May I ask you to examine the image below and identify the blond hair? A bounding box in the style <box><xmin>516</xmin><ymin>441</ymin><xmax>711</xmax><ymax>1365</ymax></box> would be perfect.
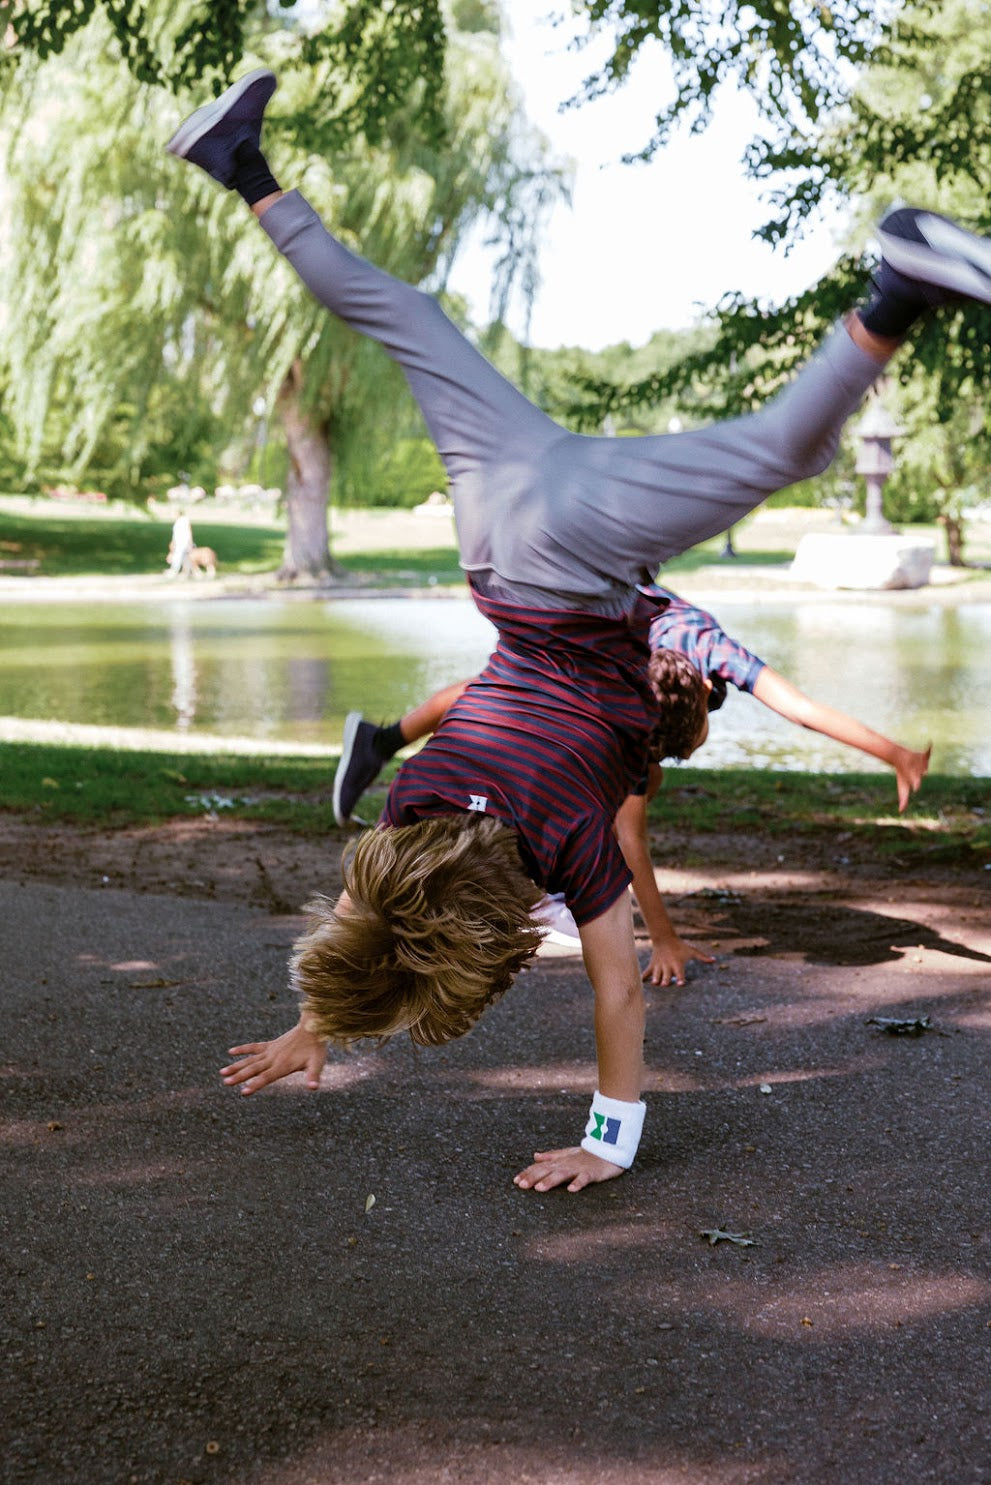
<box><xmin>292</xmin><ymin>814</ymin><xmax>544</xmax><ymax>1048</ymax></box>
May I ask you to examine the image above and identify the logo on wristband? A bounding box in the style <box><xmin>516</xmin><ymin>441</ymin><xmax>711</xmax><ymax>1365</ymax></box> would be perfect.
<box><xmin>590</xmin><ymin>1112</ymin><xmax>621</xmax><ymax>1145</ymax></box>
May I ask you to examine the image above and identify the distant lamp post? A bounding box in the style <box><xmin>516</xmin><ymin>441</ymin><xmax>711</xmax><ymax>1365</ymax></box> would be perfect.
<box><xmin>854</xmin><ymin>400</ymin><xmax>903</xmax><ymax>535</ymax></box>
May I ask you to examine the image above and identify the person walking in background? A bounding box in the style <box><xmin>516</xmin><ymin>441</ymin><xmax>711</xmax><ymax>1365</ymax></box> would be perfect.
<box><xmin>166</xmin><ymin>509</ymin><xmax>195</xmax><ymax>578</ymax></box>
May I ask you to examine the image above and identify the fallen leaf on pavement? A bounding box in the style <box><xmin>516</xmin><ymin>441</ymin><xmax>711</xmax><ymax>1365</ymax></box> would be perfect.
<box><xmin>700</xmin><ymin>1228</ymin><xmax>758</xmax><ymax>1247</ymax></box>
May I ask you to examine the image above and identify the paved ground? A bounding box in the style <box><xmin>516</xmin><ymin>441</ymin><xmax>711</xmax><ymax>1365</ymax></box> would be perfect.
<box><xmin>3</xmin><ymin>826</ymin><xmax>990</xmax><ymax>1485</ymax></box>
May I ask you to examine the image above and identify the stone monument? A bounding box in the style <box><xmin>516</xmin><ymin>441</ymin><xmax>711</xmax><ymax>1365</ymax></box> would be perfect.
<box><xmin>790</xmin><ymin>397</ymin><xmax>934</xmax><ymax>590</ymax></box>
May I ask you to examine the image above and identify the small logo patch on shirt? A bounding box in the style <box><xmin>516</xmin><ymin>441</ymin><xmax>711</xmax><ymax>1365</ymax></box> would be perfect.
<box><xmin>467</xmin><ymin>794</ymin><xmax>488</xmax><ymax>812</ymax></box>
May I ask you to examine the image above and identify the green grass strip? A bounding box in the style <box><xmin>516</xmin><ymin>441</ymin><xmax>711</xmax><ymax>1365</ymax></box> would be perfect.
<box><xmin>0</xmin><ymin>740</ymin><xmax>337</xmax><ymax>829</ymax></box>
<box><xmin>2</xmin><ymin>741</ymin><xmax>987</xmax><ymax>867</ymax></box>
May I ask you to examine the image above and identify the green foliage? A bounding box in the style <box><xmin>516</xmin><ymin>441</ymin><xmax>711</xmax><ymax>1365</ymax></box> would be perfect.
<box><xmin>568</xmin><ymin>1</ymin><xmax>895</xmax><ymax>157</ymax></box>
<box><xmin>336</xmin><ymin>435</ymin><xmax>447</xmax><ymax>508</ymax></box>
<box><xmin>0</xmin><ymin>0</ymin><xmax>908</xmax><ymax>173</ymax></box>
<box><xmin>449</xmin><ymin>0</ymin><xmax>499</xmax><ymax>33</ymax></box>
<box><xmin>0</xmin><ymin>5</ymin><xmax>559</xmax><ymax>571</ymax></box>
<box><xmin>751</xmin><ymin>0</ymin><xmax>991</xmax><ymax>241</ymax></box>
<box><xmin>294</xmin><ymin>0</ymin><xmax>447</xmax><ymax>153</ymax></box>
<box><xmin>0</xmin><ymin>391</ymin><xmax>22</xmax><ymax>490</ymax></box>
<box><xmin>482</xmin><ymin>320</ymin><xmax>716</xmax><ymax>434</ymax></box>
<box><xmin>877</xmin><ymin>387</ymin><xmax>991</xmax><ymax>528</ymax></box>
<box><xmin>567</xmin><ymin>1</ymin><xmax>991</xmax><ymax>556</ymax></box>
<box><xmin>1</xmin><ymin>0</ymin><xmax>447</xmax><ymax>145</ymax></box>
<box><xmin>26</xmin><ymin>379</ymin><xmax>228</xmax><ymax>504</ymax></box>
<box><xmin>565</xmin><ymin>254</ymin><xmax>869</xmax><ymax>428</ymax></box>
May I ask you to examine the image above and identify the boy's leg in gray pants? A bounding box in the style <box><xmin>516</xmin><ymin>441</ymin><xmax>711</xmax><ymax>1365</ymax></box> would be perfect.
<box><xmin>261</xmin><ymin>191</ymin><xmax>883</xmax><ymax>601</ymax></box>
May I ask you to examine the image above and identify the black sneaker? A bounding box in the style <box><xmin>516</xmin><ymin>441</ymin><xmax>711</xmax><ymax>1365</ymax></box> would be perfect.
<box><xmin>333</xmin><ymin>713</ymin><xmax>386</xmax><ymax>826</ymax></box>
<box><xmin>877</xmin><ymin>207</ymin><xmax>991</xmax><ymax>308</ymax></box>
<box><xmin>166</xmin><ymin>68</ymin><xmax>277</xmax><ymax>187</ymax></box>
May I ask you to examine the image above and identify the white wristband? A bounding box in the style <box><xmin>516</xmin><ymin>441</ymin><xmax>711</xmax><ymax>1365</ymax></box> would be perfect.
<box><xmin>580</xmin><ymin>1090</ymin><xmax>646</xmax><ymax>1169</ymax></box>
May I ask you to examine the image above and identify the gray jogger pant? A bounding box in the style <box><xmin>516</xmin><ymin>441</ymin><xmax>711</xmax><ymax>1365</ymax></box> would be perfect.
<box><xmin>262</xmin><ymin>191</ymin><xmax>883</xmax><ymax>608</ymax></box>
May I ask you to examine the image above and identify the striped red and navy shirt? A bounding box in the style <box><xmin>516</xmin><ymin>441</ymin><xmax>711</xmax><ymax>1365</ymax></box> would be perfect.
<box><xmin>382</xmin><ymin>579</ymin><xmax>662</xmax><ymax>925</ymax></box>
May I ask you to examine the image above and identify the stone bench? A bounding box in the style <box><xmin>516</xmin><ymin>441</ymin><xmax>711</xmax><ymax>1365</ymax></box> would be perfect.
<box><xmin>790</xmin><ymin>533</ymin><xmax>935</xmax><ymax>590</ymax></box>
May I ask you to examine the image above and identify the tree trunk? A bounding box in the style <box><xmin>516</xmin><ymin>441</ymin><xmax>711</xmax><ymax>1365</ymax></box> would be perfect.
<box><xmin>276</xmin><ymin>367</ymin><xmax>343</xmax><ymax>582</ymax></box>
<box><xmin>938</xmin><ymin>513</ymin><xmax>967</xmax><ymax>567</ymax></box>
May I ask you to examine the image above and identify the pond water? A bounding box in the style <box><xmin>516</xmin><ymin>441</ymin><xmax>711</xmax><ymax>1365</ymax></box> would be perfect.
<box><xmin>1</xmin><ymin>594</ymin><xmax>989</xmax><ymax>776</ymax></box>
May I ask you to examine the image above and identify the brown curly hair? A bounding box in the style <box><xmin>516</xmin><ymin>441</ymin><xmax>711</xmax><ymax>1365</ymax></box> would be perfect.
<box><xmin>291</xmin><ymin>814</ymin><xmax>544</xmax><ymax>1048</ymax></box>
<box><xmin>646</xmin><ymin>647</ymin><xmax>710</xmax><ymax>760</ymax></box>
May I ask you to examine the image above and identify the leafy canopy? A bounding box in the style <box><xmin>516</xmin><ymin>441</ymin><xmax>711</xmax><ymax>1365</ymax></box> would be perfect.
<box><xmin>0</xmin><ymin>1</ymin><xmax>449</xmax><ymax>146</ymax></box>
<box><xmin>567</xmin><ymin>0</ymin><xmax>900</xmax><ymax>159</ymax></box>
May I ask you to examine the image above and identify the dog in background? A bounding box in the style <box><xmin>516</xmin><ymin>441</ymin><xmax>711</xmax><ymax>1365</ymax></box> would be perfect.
<box><xmin>188</xmin><ymin>545</ymin><xmax>218</xmax><ymax>577</ymax></box>
<box><xmin>166</xmin><ymin>541</ymin><xmax>218</xmax><ymax>577</ymax></box>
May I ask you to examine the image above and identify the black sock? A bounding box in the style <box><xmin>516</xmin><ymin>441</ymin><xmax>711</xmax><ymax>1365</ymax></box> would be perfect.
<box><xmin>373</xmin><ymin>721</ymin><xmax>406</xmax><ymax>762</ymax></box>
<box><xmin>231</xmin><ymin>140</ymin><xmax>281</xmax><ymax>207</ymax></box>
<box><xmin>858</xmin><ymin>262</ymin><xmax>932</xmax><ymax>339</ymax></box>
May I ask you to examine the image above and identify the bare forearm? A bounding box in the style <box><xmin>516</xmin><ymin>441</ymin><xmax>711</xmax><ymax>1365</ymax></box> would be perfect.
<box><xmin>616</xmin><ymin>795</ymin><xmax>682</xmax><ymax>945</ymax></box>
<box><xmin>515</xmin><ymin>895</ymin><xmax>645</xmax><ymax>1193</ymax></box>
<box><xmin>579</xmin><ymin>894</ymin><xmax>645</xmax><ymax>1102</ymax></box>
<box><xmin>593</xmin><ymin>985</ymin><xmax>645</xmax><ymax>1101</ymax></box>
<box><xmin>752</xmin><ymin>666</ymin><xmax>930</xmax><ymax>810</ymax></box>
<box><xmin>613</xmin><ymin>790</ymin><xmax>714</xmax><ymax>985</ymax></box>
<box><xmin>754</xmin><ymin>666</ymin><xmax>906</xmax><ymax>762</ymax></box>
<box><xmin>630</xmin><ymin>857</ymin><xmax>680</xmax><ymax>945</ymax></box>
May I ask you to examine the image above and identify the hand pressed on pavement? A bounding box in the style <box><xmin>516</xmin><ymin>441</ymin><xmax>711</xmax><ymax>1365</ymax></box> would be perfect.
<box><xmin>642</xmin><ymin>934</ymin><xmax>715</xmax><ymax>988</ymax></box>
<box><xmin>514</xmin><ymin>1145</ymin><xmax>624</xmax><ymax>1194</ymax></box>
<box><xmin>220</xmin><ymin>1019</ymin><xmax>327</xmax><ymax>1095</ymax></box>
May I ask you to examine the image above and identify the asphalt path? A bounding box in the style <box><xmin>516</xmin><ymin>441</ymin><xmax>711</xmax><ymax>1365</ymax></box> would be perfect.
<box><xmin>3</xmin><ymin>878</ymin><xmax>990</xmax><ymax>1484</ymax></box>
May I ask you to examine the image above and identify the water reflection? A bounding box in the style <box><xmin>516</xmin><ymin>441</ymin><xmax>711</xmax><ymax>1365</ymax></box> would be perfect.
<box><xmin>696</xmin><ymin>598</ymin><xmax>990</xmax><ymax>777</ymax></box>
<box><xmin>0</xmin><ymin>594</ymin><xmax>987</xmax><ymax>775</ymax></box>
<box><xmin>169</xmin><ymin>612</ymin><xmax>197</xmax><ymax>730</ymax></box>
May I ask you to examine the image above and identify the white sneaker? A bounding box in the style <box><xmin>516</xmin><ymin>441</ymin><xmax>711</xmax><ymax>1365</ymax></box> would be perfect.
<box><xmin>532</xmin><ymin>892</ymin><xmax>581</xmax><ymax>947</ymax></box>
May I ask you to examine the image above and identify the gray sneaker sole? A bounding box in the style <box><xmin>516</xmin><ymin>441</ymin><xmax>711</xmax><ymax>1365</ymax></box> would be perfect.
<box><xmin>878</xmin><ymin>211</ymin><xmax>991</xmax><ymax>305</ymax></box>
<box><xmin>333</xmin><ymin>710</ymin><xmax>364</xmax><ymax>826</ymax></box>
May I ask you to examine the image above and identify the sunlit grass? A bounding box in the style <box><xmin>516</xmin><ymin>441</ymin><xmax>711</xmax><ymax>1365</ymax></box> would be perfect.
<box><xmin>4</xmin><ymin>496</ymin><xmax>990</xmax><ymax>581</ymax></box>
<box><xmin>2</xmin><ymin>742</ymin><xmax>986</xmax><ymax>869</ymax></box>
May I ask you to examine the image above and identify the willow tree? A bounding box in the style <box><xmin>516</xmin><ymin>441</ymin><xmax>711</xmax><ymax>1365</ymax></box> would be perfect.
<box><xmin>0</xmin><ymin>1</ymin><xmax>559</xmax><ymax>578</ymax></box>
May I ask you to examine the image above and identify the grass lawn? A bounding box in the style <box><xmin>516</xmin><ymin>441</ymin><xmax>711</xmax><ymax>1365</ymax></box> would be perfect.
<box><xmin>2</xmin><ymin>741</ymin><xmax>987</xmax><ymax>870</ymax></box>
<box><xmin>7</xmin><ymin>495</ymin><xmax>986</xmax><ymax>584</ymax></box>
<box><xmin>0</xmin><ymin>504</ymin><xmax>284</xmax><ymax>577</ymax></box>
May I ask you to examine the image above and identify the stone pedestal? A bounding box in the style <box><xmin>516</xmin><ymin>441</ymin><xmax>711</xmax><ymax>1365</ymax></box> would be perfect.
<box><xmin>790</xmin><ymin>533</ymin><xmax>935</xmax><ymax>590</ymax></box>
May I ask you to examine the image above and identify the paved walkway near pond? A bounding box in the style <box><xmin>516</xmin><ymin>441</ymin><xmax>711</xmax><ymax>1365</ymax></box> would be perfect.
<box><xmin>3</xmin><ymin>854</ymin><xmax>990</xmax><ymax>1485</ymax></box>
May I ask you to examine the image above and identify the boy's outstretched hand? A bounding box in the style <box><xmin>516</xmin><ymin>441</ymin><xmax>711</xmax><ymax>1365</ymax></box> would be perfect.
<box><xmin>642</xmin><ymin>934</ymin><xmax>714</xmax><ymax>988</ymax></box>
<box><xmin>894</xmin><ymin>744</ymin><xmax>932</xmax><ymax>813</ymax></box>
<box><xmin>514</xmin><ymin>1145</ymin><xmax>624</xmax><ymax>1193</ymax></box>
<box><xmin>220</xmin><ymin>1018</ymin><xmax>327</xmax><ymax>1095</ymax></box>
